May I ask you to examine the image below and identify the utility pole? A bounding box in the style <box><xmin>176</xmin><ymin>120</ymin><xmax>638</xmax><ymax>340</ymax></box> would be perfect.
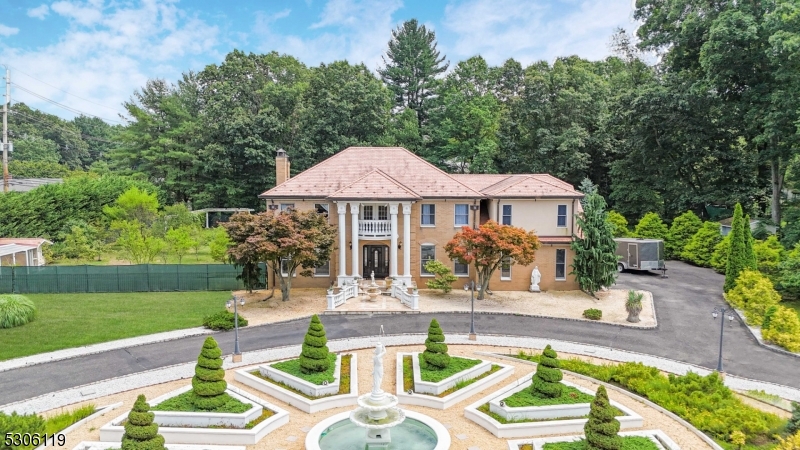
<box><xmin>2</xmin><ymin>66</ymin><xmax>8</xmax><ymax>193</ymax></box>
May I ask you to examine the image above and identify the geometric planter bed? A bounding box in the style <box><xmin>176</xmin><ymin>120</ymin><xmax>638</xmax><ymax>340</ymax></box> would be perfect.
<box><xmin>98</xmin><ymin>386</ymin><xmax>289</xmax><ymax>445</ymax></box>
<box><xmin>464</xmin><ymin>373</ymin><xmax>643</xmax><ymax>438</ymax></box>
<box><xmin>505</xmin><ymin>429</ymin><xmax>682</xmax><ymax>450</ymax></box>
<box><xmin>395</xmin><ymin>352</ymin><xmax>515</xmax><ymax>410</ymax></box>
<box><xmin>234</xmin><ymin>353</ymin><xmax>358</xmax><ymax>413</ymax></box>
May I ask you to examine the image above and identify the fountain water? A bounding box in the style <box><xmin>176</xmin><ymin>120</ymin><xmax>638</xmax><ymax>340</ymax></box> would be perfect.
<box><xmin>365</xmin><ymin>270</ymin><xmax>381</xmax><ymax>302</ymax></box>
<box><xmin>348</xmin><ymin>341</ymin><xmax>405</xmax><ymax>448</ymax></box>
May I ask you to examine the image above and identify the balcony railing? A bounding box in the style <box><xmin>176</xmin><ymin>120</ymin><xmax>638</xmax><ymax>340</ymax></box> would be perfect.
<box><xmin>359</xmin><ymin>219</ymin><xmax>392</xmax><ymax>237</ymax></box>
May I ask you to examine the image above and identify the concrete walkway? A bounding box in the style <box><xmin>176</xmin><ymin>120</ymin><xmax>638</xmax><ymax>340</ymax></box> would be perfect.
<box><xmin>1</xmin><ymin>261</ymin><xmax>798</xmax><ymax>407</ymax></box>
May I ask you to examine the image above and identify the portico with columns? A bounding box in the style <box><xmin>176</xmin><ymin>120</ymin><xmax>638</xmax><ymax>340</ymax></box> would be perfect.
<box><xmin>335</xmin><ymin>200</ymin><xmax>414</xmax><ymax>287</ymax></box>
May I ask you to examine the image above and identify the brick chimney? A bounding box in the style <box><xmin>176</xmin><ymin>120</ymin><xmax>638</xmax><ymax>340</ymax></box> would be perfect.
<box><xmin>275</xmin><ymin>149</ymin><xmax>290</xmax><ymax>186</ymax></box>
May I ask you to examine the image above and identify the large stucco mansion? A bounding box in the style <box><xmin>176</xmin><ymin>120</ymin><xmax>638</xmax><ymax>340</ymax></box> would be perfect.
<box><xmin>258</xmin><ymin>147</ymin><xmax>583</xmax><ymax>292</ymax></box>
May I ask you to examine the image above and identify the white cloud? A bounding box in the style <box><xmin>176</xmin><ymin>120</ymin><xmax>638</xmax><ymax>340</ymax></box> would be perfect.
<box><xmin>27</xmin><ymin>4</ymin><xmax>51</xmax><ymax>20</ymax></box>
<box><xmin>253</xmin><ymin>0</ymin><xmax>402</xmax><ymax>70</ymax></box>
<box><xmin>0</xmin><ymin>0</ymin><xmax>220</xmax><ymax>122</ymax></box>
<box><xmin>442</xmin><ymin>0</ymin><xmax>635</xmax><ymax>66</ymax></box>
<box><xmin>0</xmin><ymin>24</ymin><xmax>20</xmax><ymax>36</ymax></box>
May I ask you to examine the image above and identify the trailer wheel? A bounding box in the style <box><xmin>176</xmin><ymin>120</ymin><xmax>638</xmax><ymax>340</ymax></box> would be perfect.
<box><xmin>617</xmin><ymin>263</ymin><xmax>625</xmax><ymax>273</ymax></box>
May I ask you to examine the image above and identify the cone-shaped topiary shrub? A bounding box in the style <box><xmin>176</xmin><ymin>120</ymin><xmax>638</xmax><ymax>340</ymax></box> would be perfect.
<box><xmin>122</xmin><ymin>395</ymin><xmax>166</xmax><ymax>450</ymax></box>
<box><xmin>421</xmin><ymin>319</ymin><xmax>450</xmax><ymax>369</ymax></box>
<box><xmin>531</xmin><ymin>344</ymin><xmax>563</xmax><ymax>398</ymax></box>
<box><xmin>743</xmin><ymin>214</ymin><xmax>758</xmax><ymax>271</ymax></box>
<box><xmin>584</xmin><ymin>385</ymin><xmax>622</xmax><ymax>450</ymax></box>
<box><xmin>300</xmin><ymin>315</ymin><xmax>331</xmax><ymax>373</ymax></box>
<box><xmin>191</xmin><ymin>337</ymin><xmax>227</xmax><ymax>410</ymax></box>
<box><xmin>725</xmin><ymin>204</ymin><xmax>747</xmax><ymax>292</ymax></box>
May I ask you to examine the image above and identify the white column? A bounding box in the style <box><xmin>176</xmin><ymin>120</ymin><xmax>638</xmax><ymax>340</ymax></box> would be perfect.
<box><xmin>389</xmin><ymin>203</ymin><xmax>399</xmax><ymax>278</ymax></box>
<box><xmin>337</xmin><ymin>203</ymin><xmax>347</xmax><ymax>281</ymax></box>
<box><xmin>402</xmin><ymin>202</ymin><xmax>411</xmax><ymax>279</ymax></box>
<box><xmin>350</xmin><ymin>202</ymin><xmax>360</xmax><ymax>277</ymax></box>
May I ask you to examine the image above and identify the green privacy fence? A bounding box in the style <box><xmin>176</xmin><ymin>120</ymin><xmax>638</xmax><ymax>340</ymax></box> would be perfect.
<box><xmin>0</xmin><ymin>264</ymin><xmax>267</xmax><ymax>294</ymax></box>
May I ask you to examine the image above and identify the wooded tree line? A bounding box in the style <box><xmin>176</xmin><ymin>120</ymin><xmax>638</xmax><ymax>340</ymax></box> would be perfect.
<box><xmin>6</xmin><ymin>3</ymin><xmax>800</xmax><ymax>239</ymax></box>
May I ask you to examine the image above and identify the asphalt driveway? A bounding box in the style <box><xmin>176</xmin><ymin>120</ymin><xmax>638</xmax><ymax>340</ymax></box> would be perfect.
<box><xmin>1</xmin><ymin>261</ymin><xmax>798</xmax><ymax>406</ymax></box>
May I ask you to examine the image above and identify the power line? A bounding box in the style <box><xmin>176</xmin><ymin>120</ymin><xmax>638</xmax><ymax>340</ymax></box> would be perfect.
<box><xmin>10</xmin><ymin>110</ymin><xmax>117</xmax><ymax>144</ymax></box>
<box><xmin>12</xmin><ymin>83</ymin><xmax>125</xmax><ymax>124</ymax></box>
<box><xmin>1</xmin><ymin>63</ymin><xmax>126</xmax><ymax>115</ymax></box>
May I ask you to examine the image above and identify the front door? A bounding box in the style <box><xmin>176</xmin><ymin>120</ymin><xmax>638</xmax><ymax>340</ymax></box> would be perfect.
<box><xmin>363</xmin><ymin>245</ymin><xmax>389</xmax><ymax>279</ymax></box>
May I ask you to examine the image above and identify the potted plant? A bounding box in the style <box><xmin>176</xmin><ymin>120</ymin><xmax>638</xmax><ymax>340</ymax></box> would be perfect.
<box><xmin>327</xmin><ymin>282</ymin><xmax>334</xmax><ymax>295</ymax></box>
<box><xmin>626</xmin><ymin>290</ymin><xmax>643</xmax><ymax>323</ymax></box>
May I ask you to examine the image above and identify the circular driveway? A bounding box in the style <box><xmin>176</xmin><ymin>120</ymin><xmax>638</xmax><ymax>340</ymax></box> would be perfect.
<box><xmin>1</xmin><ymin>261</ymin><xmax>798</xmax><ymax>406</ymax></box>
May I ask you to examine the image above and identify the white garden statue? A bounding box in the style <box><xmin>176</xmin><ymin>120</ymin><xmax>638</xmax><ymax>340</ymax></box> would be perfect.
<box><xmin>529</xmin><ymin>266</ymin><xmax>541</xmax><ymax>292</ymax></box>
<box><xmin>372</xmin><ymin>341</ymin><xmax>386</xmax><ymax>395</ymax></box>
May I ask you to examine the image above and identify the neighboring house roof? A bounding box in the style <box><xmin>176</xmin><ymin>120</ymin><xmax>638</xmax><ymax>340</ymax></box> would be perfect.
<box><xmin>718</xmin><ymin>217</ymin><xmax>759</xmax><ymax>227</ymax></box>
<box><xmin>0</xmin><ymin>238</ymin><xmax>52</xmax><ymax>247</ymax></box>
<box><xmin>0</xmin><ymin>244</ymin><xmax>38</xmax><ymax>257</ymax></box>
<box><xmin>328</xmin><ymin>169</ymin><xmax>422</xmax><ymax>200</ymax></box>
<box><xmin>7</xmin><ymin>178</ymin><xmax>63</xmax><ymax>192</ymax></box>
<box><xmin>260</xmin><ymin>147</ymin><xmax>583</xmax><ymax>200</ymax></box>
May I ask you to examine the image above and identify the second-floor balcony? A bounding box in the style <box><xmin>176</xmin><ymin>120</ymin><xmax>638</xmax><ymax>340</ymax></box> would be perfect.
<box><xmin>359</xmin><ymin>219</ymin><xmax>392</xmax><ymax>238</ymax></box>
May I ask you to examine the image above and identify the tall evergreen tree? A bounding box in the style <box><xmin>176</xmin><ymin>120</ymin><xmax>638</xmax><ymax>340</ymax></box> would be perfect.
<box><xmin>725</xmin><ymin>204</ymin><xmax>747</xmax><ymax>292</ymax></box>
<box><xmin>743</xmin><ymin>214</ymin><xmax>757</xmax><ymax>271</ymax></box>
<box><xmin>379</xmin><ymin>19</ymin><xmax>448</xmax><ymax>129</ymax></box>
<box><xmin>571</xmin><ymin>180</ymin><xmax>618</xmax><ymax>297</ymax></box>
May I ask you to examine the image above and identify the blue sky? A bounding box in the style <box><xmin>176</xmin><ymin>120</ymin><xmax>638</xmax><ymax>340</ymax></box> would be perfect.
<box><xmin>0</xmin><ymin>0</ymin><xmax>637</xmax><ymax>122</ymax></box>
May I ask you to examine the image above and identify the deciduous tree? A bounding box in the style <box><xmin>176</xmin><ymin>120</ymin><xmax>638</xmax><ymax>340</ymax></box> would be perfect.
<box><xmin>445</xmin><ymin>221</ymin><xmax>540</xmax><ymax>300</ymax></box>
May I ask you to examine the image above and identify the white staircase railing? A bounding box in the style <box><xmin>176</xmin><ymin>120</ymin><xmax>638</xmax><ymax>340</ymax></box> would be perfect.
<box><xmin>326</xmin><ymin>282</ymin><xmax>359</xmax><ymax>310</ymax></box>
<box><xmin>390</xmin><ymin>282</ymin><xmax>419</xmax><ymax>310</ymax></box>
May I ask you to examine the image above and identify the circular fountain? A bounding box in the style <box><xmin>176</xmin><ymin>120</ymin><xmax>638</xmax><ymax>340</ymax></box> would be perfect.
<box><xmin>365</xmin><ymin>271</ymin><xmax>381</xmax><ymax>302</ymax></box>
<box><xmin>305</xmin><ymin>341</ymin><xmax>450</xmax><ymax>450</ymax></box>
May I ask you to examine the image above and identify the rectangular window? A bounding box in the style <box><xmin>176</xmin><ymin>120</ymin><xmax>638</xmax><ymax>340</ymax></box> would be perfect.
<box><xmin>280</xmin><ymin>203</ymin><xmax>295</xmax><ymax>212</ymax></box>
<box><xmin>315</xmin><ymin>203</ymin><xmax>329</xmax><ymax>217</ymax></box>
<box><xmin>314</xmin><ymin>259</ymin><xmax>330</xmax><ymax>276</ymax></box>
<box><xmin>454</xmin><ymin>259</ymin><xmax>469</xmax><ymax>276</ymax></box>
<box><xmin>280</xmin><ymin>257</ymin><xmax>296</xmax><ymax>277</ymax></box>
<box><xmin>502</xmin><ymin>205</ymin><xmax>512</xmax><ymax>225</ymax></box>
<box><xmin>454</xmin><ymin>204</ymin><xmax>469</xmax><ymax>226</ymax></box>
<box><xmin>420</xmin><ymin>245</ymin><xmax>436</xmax><ymax>275</ymax></box>
<box><xmin>362</xmin><ymin>205</ymin><xmax>374</xmax><ymax>220</ymax></box>
<box><xmin>501</xmin><ymin>256</ymin><xmax>512</xmax><ymax>280</ymax></box>
<box><xmin>556</xmin><ymin>249</ymin><xmax>566</xmax><ymax>280</ymax></box>
<box><xmin>378</xmin><ymin>205</ymin><xmax>388</xmax><ymax>221</ymax></box>
<box><xmin>557</xmin><ymin>205</ymin><xmax>567</xmax><ymax>227</ymax></box>
<box><xmin>421</xmin><ymin>204</ymin><xmax>436</xmax><ymax>226</ymax></box>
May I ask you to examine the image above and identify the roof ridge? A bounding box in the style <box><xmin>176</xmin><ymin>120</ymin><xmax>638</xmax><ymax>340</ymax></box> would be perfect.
<box><xmin>394</xmin><ymin>148</ymin><xmax>485</xmax><ymax>197</ymax></box>
<box><xmin>482</xmin><ymin>174</ymin><xmax>527</xmax><ymax>194</ymax></box>
<box><xmin>531</xmin><ymin>174</ymin><xmax>577</xmax><ymax>192</ymax></box>
<box><xmin>328</xmin><ymin>167</ymin><xmax>421</xmax><ymax>198</ymax></box>
<box><xmin>371</xmin><ymin>168</ymin><xmax>420</xmax><ymax>197</ymax></box>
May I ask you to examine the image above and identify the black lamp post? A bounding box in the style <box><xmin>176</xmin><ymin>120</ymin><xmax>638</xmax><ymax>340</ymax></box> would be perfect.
<box><xmin>469</xmin><ymin>279</ymin><xmax>477</xmax><ymax>340</ymax></box>
<box><xmin>712</xmin><ymin>306</ymin><xmax>735</xmax><ymax>373</ymax></box>
<box><xmin>227</xmin><ymin>295</ymin><xmax>246</xmax><ymax>362</ymax></box>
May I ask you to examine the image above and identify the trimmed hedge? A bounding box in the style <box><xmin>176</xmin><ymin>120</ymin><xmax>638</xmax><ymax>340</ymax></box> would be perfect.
<box><xmin>300</xmin><ymin>315</ymin><xmax>331</xmax><ymax>373</ymax></box>
<box><xmin>583</xmin><ymin>308</ymin><xmax>602</xmax><ymax>320</ymax></box>
<box><xmin>632</xmin><ymin>212</ymin><xmax>668</xmax><ymax>240</ymax></box>
<box><xmin>202</xmin><ymin>310</ymin><xmax>248</xmax><ymax>331</ymax></box>
<box><xmin>584</xmin><ymin>385</ymin><xmax>622</xmax><ymax>450</ymax></box>
<box><xmin>711</xmin><ymin>235</ymin><xmax>731</xmax><ymax>273</ymax></box>
<box><xmin>666</xmin><ymin>210</ymin><xmax>701</xmax><ymax>259</ymax></box>
<box><xmin>606</xmin><ymin>211</ymin><xmax>629</xmax><ymax>238</ymax></box>
<box><xmin>726</xmin><ymin>269</ymin><xmax>780</xmax><ymax>326</ymax></box>
<box><xmin>122</xmin><ymin>395</ymin><xmax>166</xmax><ymax>450</ymax></box>
<box><xmin>0</xmin><ymin>295</ymin><xmax>36</xmax><ymax>329</ymax></box>
<box><xmin>191</xmin><ymin>337</ymin><xmax>227</xmax><ymax>410</ymax></box>
<box><xmin>681</xmin><ymin>221</ymin><xmax>722</xmax><ymax>267</ymax></box>
<box><xmin>531</xmin><ymin>344</ymin><xmax>563</xmax><ymax>398</ymax></box>
<box><xmin>761</xmin><ymin>305</ymin><xmax>800</xmax><ymax>352</ymax></box>
<box><xmin>422</xmin><ymin>318</ymin><xmax>450</xmax><ymax>369</ymax></box>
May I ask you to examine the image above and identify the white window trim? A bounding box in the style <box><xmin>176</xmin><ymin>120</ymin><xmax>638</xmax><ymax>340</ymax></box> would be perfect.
<box><xmin>502</xmin><ymin>204</ymin><xmax>512</xmax><ymax>226</ymax></box>
<box><xmin>280</xmin><ymin>203</ymin><xmax>295</xmax><ymax>212</ymax></box>
<box><xmin>454</xmin><ymin>204</ymin><xmax>470</xmax><ymax>227</ymax></box>
<box><xmin>420</xmin><ymin>243</ymin><xmax>436</xmax><ymax>277</ymax></box>
<box><xmin>421</xmin><ymin>204</ymin><xmax>436</xmax><ymax>227</ymax></box>
<box><xmin>555</xmin><ymin>248</ymin><xmax>567</xmax><ymax>281</ymax></box>
<box><xmin>453</xmin><ymin>260</ymin><xmax>469</xmax><ymax>277</ymax></box>
<box><xmin>557</xmin><ymin>204</ymin><xmax>568</xmax><ymax>228</ymax></box>
<box><xmin>500</xmin><ymin>256</ymin><xmax>512</xmax><ymax>281</ymax></box>
<box><xmin>280</xmin><ymin>257</ymin><xmax>297</xmax><ymax>277</ymax></box>
<box><xmin>314</xmin><ymin>203</ymin><xmax>330</xmax><ymax>218</ymax></box>
<box><xmin>313</xmin><ymin>260</ymin><xmax>330</xmax><ymax>277</ymax></box>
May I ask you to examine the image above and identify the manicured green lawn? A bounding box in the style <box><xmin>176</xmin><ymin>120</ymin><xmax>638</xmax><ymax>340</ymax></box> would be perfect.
<box><xmin>0</xmin><ymin>291</ymin><xmax>230</xmax><ymax>361</ymax></box>
<box><xmin>502</xmin><ymin>384</ymin><xmax>594</xmax><ymax>407</ymax></box>
<box><xmin>152</xmin><ymin>391</ymin><xmax>251</xmax><ymax>413</ymax></box>
<box><xmin>418</xmin><ymin>355</ymin><xmax>482</xmax><ymax>382</ymax></box>
<box><xmin>271</xmin><ymin>354</ymin><xmax>338</xmax><ymax>384</ymax></box>
<box><xmin>541</xmin><ymin>436</ymin><xmax>659</xmax><ymax>449</ymax></box>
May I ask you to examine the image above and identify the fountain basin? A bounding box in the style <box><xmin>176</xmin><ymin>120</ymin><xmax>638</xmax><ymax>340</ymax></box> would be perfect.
<box><xmin>305</xmin><ymin>410</ymin><xmax>451</xmax><ymax>450</ymax></box>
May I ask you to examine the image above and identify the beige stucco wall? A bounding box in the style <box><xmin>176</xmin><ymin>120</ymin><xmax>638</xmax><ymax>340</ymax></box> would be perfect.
<box><xmin>487</xmin><ymin>198</ymin><xmax>577</xmax><ymax>237</ymax></box>
<box><xmin>261</xmin><ymin>198</ymin><xmax>578</xmax><ymax>291</ymax></box>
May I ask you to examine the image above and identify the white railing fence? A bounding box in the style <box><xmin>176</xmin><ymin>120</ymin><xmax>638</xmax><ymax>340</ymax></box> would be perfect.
<box><xmin>390</xmin><ymin>282</ymin><xmax>419</xmax><ymax>310</ymax></box>
<box><xmin>359</xmin><ymin>220</ymin><xmax>392</xmax><ymax>237</ymax></box>
<box><xmin>326</xmin><ymin>282</ymin><xmax>359</xmax><ymax>310</ymax></box>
